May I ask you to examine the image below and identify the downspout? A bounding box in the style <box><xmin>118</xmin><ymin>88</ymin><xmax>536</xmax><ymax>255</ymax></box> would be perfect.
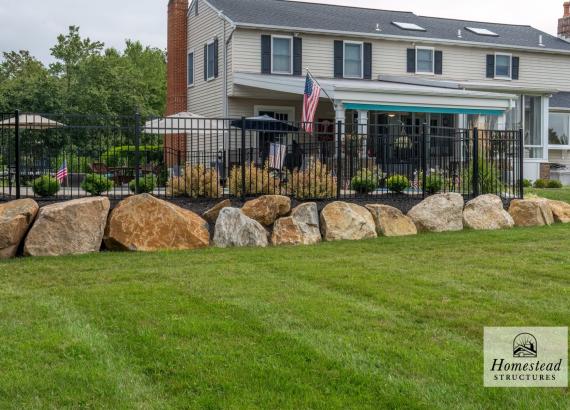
<box><xmin>218</xmin><ymin>10</ymin><xmax>236</xmax><ymax>117</ymax></box>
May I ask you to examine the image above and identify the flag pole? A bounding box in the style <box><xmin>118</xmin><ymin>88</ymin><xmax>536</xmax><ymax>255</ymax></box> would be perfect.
<box><xmin>306</xmin><ymin>68</ymin><xmax>336</xmax><ymax>107</ymax></box>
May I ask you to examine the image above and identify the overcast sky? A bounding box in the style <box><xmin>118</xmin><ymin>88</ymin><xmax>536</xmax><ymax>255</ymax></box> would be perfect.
<box><xmin>0</xmin><ymin>0</ymin><xmax>566</xmax><ymax>64</ymax></box>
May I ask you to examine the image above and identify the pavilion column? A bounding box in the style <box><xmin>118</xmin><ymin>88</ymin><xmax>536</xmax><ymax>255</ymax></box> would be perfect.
<box><xmin>357</xmin><ymin>110</ymin><xmax>368</xmax><ymax>161</ymax></box>
<box><xmin>334</xmin><ymin>103</ymin><xmax>345</xmax><ymax>159</ymax></box>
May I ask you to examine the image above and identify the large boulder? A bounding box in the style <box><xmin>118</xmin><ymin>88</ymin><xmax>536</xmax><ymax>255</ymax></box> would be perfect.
<box><xmin>407</xmin><ymin>193</ymin><xmax>464</xmax><ymax>233</ymax></box>
<box><xmin>508</xmin><ymin>199</ymin><xmax>554</xmax><ymax>227</ymax></box>
<box><xmin>365</xmin><ymin>204</ymin><xmax>417</xmax><ymax>237</ymax></box>
<box><xmin>241</xmin><ymin>195</ymin><xmax>291</xmax><ymax>226</ymax></box>
<box><xmin>272</xmin><ymin>202</ymin><xmax>321</xmax><ymax>246</ymax></box>
<box><xmin>0</xmin><ymin>199</ymin><xmax>39</xmax><ymax>258</ymax></box>
<box><xmin>213</xmin><ymin>207</ymin><xmax>268</xmax><ymax>248</ymax></box>
<box><xmin>463</xmin><ymin>194</ymin><xmax>514</xmax><ymax>230</ymax></box>
<box><xmin>24</xmin><ymin>197</ymin><xmax>110</xmax><ymax>257</ymax></box>
<box><xmin>545</xmin><ymin>199</ymin><xmax>570</xmax><ymax>224</ymax></box>
<box><xmin>104</xmin><ymin>194</ymin><xmax>209</xmax><ymax>252</ymax></box>
<box><xmin>320</xmin><ymin>202</ymin><xmax>377</xmax><ymax>241</ymax></box>
<box><xmin>202</xmin><ymin>199</ymin><xmax>231</xmax><ymax>224</ymax></box>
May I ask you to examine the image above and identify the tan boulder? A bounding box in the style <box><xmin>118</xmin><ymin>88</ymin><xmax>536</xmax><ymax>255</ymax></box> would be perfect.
<box><xmin>509</xmin><ymin>199</ymin><xmax>554</xmax><ymax>227</ymax></box>
<box><xmin>365</xmin><ymin>204</ymin><xmax>417</xmax><ymax>237</ymax></box>
<box><xmin>24</xmin><ymin>197</ymin><xmax>110</xmax><ymax>257</ymax></box>
<box><xmin>104</xmin><ymin>194</ymin><xmax>209</xmax><ymax>252</ymax></box>
<box><xmin>463</xmin><ymin>194</ymin><xmax>514</xmax><ymax>230</ymax></box>
<box><xmin>242</xmin><ymin>195</ymin><xmax>291</xmax><ymax>226</ymax></box>
<box><xmin>545</xmin><ymin>200</ymin><xmax>570</xmax><ymax>224</ymax></box>
<box><xmin>407</xmin><ymin>193</ymin><xmax>464</xmax><ymax>233</ymax></box>
<box><xmin>272</xmin><ymin>202</ymin><xmax>321</xmax><ymax>245</ymax></box>
<box><xmin>320</xmin><ymin>201</ymin><xmax>377</xmax><ymax>241</ymax></box>
<box><xmin>0</xmin><ymin>199</ymin><xmax>39</xmax><ymax>258</ymax></box>
<box><xmin>202</xmin><ymin>199</ymin><xmax>231</xmax><ymax>224</ymax></box>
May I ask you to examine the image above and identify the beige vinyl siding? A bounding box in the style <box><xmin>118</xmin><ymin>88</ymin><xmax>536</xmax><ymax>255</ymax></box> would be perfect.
<box><xmin>229</xmin><ymin>97</ymin><xmax>334</xmax><ymax>121</ymax></box>
<box><xmin>232</xmin><ymin>29</ymin><xmax>570</xmax><ymax>92</ymax></box>
<box><xmin>187</xmin><ymin>0</ymin><xmax>227</xmax><ymax>117</ymax></box>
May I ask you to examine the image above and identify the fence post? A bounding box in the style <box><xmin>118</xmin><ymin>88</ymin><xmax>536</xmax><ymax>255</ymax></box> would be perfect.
<box><xmin>134</xmin><ymin>111</ymin><xmax>141</xmax><ymax>194</ymax></box>
<box><xmin>518</xmin><ymin>128</ymin><xmax>524</xmax><ymax>198</ymax></box>
<box><xmin>421</xmin><ymin>123</ymin><xmax>428</xmax><ymax>199</ymax></box>
<box><xmin>14</xmin><ymin>110</ymin><xmax>21</xmax><ymax>199</ymax></box>
<box><xmin>472</xmin><ymin>127</ymin><xmax>479</xmax><ymax>197</ymax></box>
<box><xmin>240</xmin><ymin>117</ymin><xmax>246</xmax><ymax>200</ymax></box>
<box><xmin>336</xmin><ymin>120</ymin><xmax>342</xmax><ymax>199</ymax></box>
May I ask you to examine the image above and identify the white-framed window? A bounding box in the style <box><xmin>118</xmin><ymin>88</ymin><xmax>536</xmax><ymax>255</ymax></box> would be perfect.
<box><xmin>343</xmin><ymin>41</ymin><xmax>363</xmax><ymax>79</ymax></box>
<box><xmin>271</xmin><ymin>35</ymin><xmax>293</xmax><ymax>75</ymax></box>
<box><xmin>187</xmin><ymin>50</ymin><xmax>195</xmax><ymax>87</ymax></box>
<box><xmin>416</xmin><ymin>47</ymin><xmax>434</xmax><ymax>74</ymax></box>
<box><xmin>495</xmin><ymin>53</ymin><xmax>512</xmax><ymax>79</ymax></box>
<box><xmin>549</xmin><ymin>112</ymin><xmax>570</xmax><ymax>148</ymax></box>
<box><xmin>206</xmin><ymin>39</ymin><xmax>215</xmax><ymax>81</ymax></box>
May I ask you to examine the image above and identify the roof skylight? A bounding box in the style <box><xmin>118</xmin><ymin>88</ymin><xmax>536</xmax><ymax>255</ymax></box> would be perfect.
<box><xmin>465</xmin><ymin>27</ymin><xmax>499</xmax><ymax>37</ymax></box>
<box><xmin>392</xmin><ymin>22</ymin><xmax>426</xmax><ymax>32</ymax></box>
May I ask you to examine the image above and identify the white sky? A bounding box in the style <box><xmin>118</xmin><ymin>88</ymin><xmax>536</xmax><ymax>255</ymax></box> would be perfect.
<box><xmin>0</xmin><ymin>0</ymin><xmax>566</xmax><ymax>64</ymax></box>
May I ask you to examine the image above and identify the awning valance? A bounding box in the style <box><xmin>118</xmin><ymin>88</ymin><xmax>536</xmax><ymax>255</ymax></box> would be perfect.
<box><xmin>343</xmin><ymin>103</ymin><xmax>504</xmax><ymax>116</ymax></box>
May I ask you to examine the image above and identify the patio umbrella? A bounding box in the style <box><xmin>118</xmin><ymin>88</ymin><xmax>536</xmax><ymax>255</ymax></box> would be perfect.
<box><xmin>0</xmin><ymin>113</ymin><xmax>65</xmax><ymax>129</ymax></box>
<box><xmin>143</xmin><ymin>112</ymin><xmax>229</xmax><ymax>134</ymax></box>
<box><xmin>230</xmin><ymin>115</ymin><xmax>299</xmax><ymax>132</ymax></box>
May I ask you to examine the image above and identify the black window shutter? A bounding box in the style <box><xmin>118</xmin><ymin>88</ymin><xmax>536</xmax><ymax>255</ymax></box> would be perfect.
<box><xmin>512</xmin><ymin>56</ymin><xmax>520</xmax><ymax>80</ymax></box>
<box><xmin>293</xmin><ymin>37</ymin><xmax>302</xmax><ymax>76</ymax></box>
<box><xmin>334</xmin><ymin>40</ymin><xmax>344</xmax><ymax>78</ymax></box>
<box><xmin>407</xmin><ymin>49</ymin><xmax>416</xmax><ymax>73</ymax></box>
<box><xmin>486</xmin><ymin>55</ymin><xmax>495</xmax><ymax>78</ymax></box>
<box><xmin>204</xmin><ymin>44</ymin><xmax>207</xmax><ymax>81</ymax></box>
<box><xmin>261</xmin><ymin>35</ymin><xmax>271</xmax><ymax>74</ymax></box>
<box><xmin>213</xmin><ymin>38</ymin><xmax>219</xmax><ymax>78</ymax></box>
<box><xmin>434</xmin><ymin>50</ymin><xmax>443</xmax><ymax>75</ymax></box>
<box><xmin>363</xmin><ymin>43</ymin><xmax>372</xmax><ymax>79</ymax></box>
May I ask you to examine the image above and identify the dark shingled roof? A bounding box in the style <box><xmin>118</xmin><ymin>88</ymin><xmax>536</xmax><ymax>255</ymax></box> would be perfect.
<box><xmin>551</xmin><ymin>92</ymin><xmax>570</xmax><ymax>108</ymax></box>
<box><xmin>207</xmin><ymin>0</ymin><xmax>570</xmax><ymax>52</ymax></box>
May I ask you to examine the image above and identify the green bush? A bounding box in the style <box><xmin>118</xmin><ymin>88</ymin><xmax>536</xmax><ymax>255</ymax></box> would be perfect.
<box><xmin>464</xmin><ymin>157</ymin><xmax>504</xmax><ymax>194</ymax></box>
<box><xmin>386</xmin><ymin>175</ymin><xmax>410</xmax><ymax>193</ymax></box>
<box><xmin>424</xmin><ymin>173</ymin><xmax>445</xmax><ymax>195</ymax></box>
<box><xmin>129</xmin><ymin>174</ymin><xmax>157</xmax><ymax>194</ymax></box>
<box><xmin>522</xmin><ymin>179</ymin><xmax>533</xmax><ymax>188</ymax></box>
<box><xmin>350</xmin><ymin>169</ymin><xmax>378</xmax><ymax>194</ymax></box>
<box><xmin>31</xmin><ymin>175</ymin><xmax>60</xmax><ymax>197</ymax></box>
<box><xmin>81</xmin><ymin>174</ymin><xmax>114</xmax><ymax>195</ymax></box>
<box><xmin>533</xmin><ymin>179</ymin><xmax>548</xmax><ymax>189</ymax></box>
<box><xmin>547</xmin><ymin>179</ymin><xmax>563</xmax><ymax>189</ymax></box>
<box><xmin>102</xmin><ymin>145</ymin><xmax>162</xmax><ymax>167</ymax></box>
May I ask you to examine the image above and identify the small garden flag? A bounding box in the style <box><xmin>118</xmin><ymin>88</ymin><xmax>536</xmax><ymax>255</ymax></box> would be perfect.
<box><xmin>56</xmin><ymin>160</ymin><xmax>68</xmax><ymax>183</ymax></box>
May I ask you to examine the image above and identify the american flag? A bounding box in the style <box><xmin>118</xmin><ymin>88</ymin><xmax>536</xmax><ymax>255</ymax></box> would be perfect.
<box><xmin>56</xmin><ymin>160</ymin><xmax>68</xmax><ymax>183</ymax></box>
<box><xmin>302</xmin><ymin>74</ymin><xmax>321</xmax><ymax>134</ymax></box>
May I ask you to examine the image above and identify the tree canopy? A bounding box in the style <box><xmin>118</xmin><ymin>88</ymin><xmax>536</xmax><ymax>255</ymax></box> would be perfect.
<box><xmin>0</xmin><ymin>26</ymin><xmax>166</xmax><ymax>117</ymax></box>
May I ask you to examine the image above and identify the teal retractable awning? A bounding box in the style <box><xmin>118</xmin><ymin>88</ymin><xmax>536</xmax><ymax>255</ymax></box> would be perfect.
<box><xmin>343</xmin><ymin>103</ymin><xmax>504</xmax><ymax>116</ymax></box>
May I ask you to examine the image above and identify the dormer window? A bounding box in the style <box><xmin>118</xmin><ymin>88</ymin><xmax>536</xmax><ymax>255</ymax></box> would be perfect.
<box><xmin>271</xmin><ymin>35</ymin><xmax>293</xmax><ymax>75</ymax></box>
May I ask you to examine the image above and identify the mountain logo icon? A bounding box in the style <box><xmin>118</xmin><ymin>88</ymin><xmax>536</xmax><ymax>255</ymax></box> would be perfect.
<box><xmin>513</xmin><ymin>333</ymin><xmax>538</xmax><ymax>358</ymax></box>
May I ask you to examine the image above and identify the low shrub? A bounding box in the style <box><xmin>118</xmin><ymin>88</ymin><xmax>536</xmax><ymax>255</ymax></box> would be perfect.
<box><xmin>464</xmin><ymin>158</ymin><xmax>504</xmax><ymax>194</ymax></box>
<box><xmin>350</xmin><ymin>169</ymin><xmax>378</xmax><ymax>194</ymax></box>
<box><xmin>288</xmin><ymin>160</ymin><xmax>337</xmax><ymax>199</ymax></box>
<box><xmin>81</xmin><ymin>174</ymin><xmax>114</xmax><ymax>196</ymax></box>
<box><xmin>129</xmin><ymin>174</ymin><xmax>157</xmax><ymax>194</ymax></box>
<box><xmin>31</xmin><ymin>175</ymin><xmax>60</xmax><ymax>197</ymax></box>
<box><xmin>522</xmin><ymin>179</ymin><xmax>533</xmax><ymax>188</ymax></box>
<box><xmin>424</xmin><ymin>173</ymin><xmax>445</xmax><ymax>195</ymax></box>
<box><xmin>533</xmin><ymin>179</ymin><xmax>548</xmax><ymax>189</ymax></box>
<box><xmin>547</xmin><ymin>179</ymin><xmax>563</xmax><ymax>189</ymax></box>
<box><xmin>228</xmin><ymin>161</ymin><xmax>282</xmax><ymax>196</ymax></box>
<box><xmin>386</xmin><ymin>175</ymin><xmax>410</xmax><ymax>193</ymax></box>
<box><xmin>167</xmin><ymin>164</ymin><xmax>222</xmax><ymax>198</ymax></box>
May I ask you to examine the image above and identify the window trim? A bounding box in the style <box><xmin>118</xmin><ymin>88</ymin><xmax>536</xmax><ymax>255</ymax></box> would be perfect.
<box><xmin>494</xmin><ymin>52</ymin><xmax>512</xmax><ymax>80</ymax></box>
<box><xmin>548</xmin><ymin>111</ymin><xmax>570</xmax><ymax>149</ymax></box>
<box><xmin>206</xmin><ymin>38</ymin><xmax>215</xmax><ymax>82</ymax></box>
<box><xmin>254</xmin><ymin>105</ymin><xmax>296</xmax><ymax>121</ymax></box>
<box><xmin>187</xmin><ymin>49</ymin><xmax>195</xmax><ymax>87</ymax></box>
<box><xmin>415</xmin><ymin>46</ymin><xmax>435</xmax><ymax>75</ymax></box>
<box><xmin>343</xmin><ymin>40</ymin><xmax>364</xmax><ymax>79</ymax></box>
<box><xmin>270</xmin><ymin>35</ymin><xmax>294</xmax><ymax>75</ymax></box>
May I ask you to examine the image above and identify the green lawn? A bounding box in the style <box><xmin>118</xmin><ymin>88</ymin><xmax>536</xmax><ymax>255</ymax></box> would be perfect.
<box><xmin>1</xmin><ymin>227</ymin><xmax>569</xmax><ymax>409</ymax></box>
<box><xmin>526</xmin><ymin>187</ymin><xmax>570</xmax><ymax>202</ymax></box>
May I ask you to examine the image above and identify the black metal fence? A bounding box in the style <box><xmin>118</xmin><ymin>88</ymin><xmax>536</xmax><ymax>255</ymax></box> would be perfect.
<box><xmin>0</xmin><ymin>111</ymin><xmax>524</xmax><ymax>203</ymax></box>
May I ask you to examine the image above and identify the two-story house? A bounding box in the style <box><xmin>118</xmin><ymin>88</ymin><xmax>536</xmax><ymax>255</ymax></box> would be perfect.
<box><xmin>166</xmin><ymin>0</ymin><xmax>570</xmax><ymax>181</ymax></box>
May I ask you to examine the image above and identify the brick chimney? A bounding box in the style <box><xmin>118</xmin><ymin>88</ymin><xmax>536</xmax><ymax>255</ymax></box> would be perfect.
<box><xmin>167</xmin><ymin>0</ymin><xmax>188</xmax><ymax>115</ymax></box>
<box><xmin>559</xmin><ymin>1</ymin><xmax>570</xmax><ymax>40</ymax></box>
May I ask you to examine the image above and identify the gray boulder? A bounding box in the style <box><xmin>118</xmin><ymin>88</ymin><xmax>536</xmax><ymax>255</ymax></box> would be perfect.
<box><xmin>214</xmin><ymin>208</ymin><xmax>268</xmax><ymax>248</ymax></box>
<box><xmin>408</xmin><ymin>193</ymin><xmax>464</xmax><ymax>233</ymax></box>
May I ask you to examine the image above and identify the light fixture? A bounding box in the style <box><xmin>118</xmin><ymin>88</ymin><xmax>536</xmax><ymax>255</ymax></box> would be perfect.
<box><xmin>388</xmin><ymin>113</ymin><xmax>396</xmax><ymax>118</ymax></box>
